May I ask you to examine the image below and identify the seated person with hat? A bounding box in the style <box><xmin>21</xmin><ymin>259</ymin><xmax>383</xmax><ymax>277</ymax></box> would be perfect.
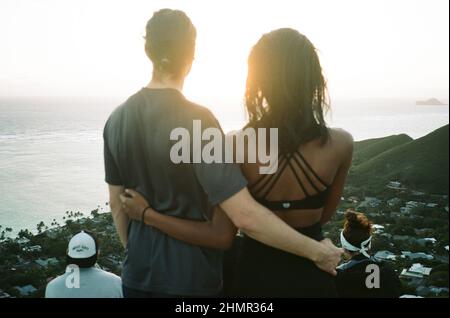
<box><xmin>45</xmin><ymin>230</ymin><xmax>123</xmax><ymax>298</ymax></box>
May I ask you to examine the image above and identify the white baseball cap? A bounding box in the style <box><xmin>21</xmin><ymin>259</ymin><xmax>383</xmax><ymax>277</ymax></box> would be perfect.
<box><xmin>67</xmin><ymin>230</ymin><xmax>97</xmax><ymax>259</ymax></box>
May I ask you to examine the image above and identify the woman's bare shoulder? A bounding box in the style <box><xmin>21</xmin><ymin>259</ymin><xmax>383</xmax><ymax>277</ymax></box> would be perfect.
<box><xmin>327</xmin><ymin>128</ymin><xmax>354</xmax><ymax>152</ymax></box>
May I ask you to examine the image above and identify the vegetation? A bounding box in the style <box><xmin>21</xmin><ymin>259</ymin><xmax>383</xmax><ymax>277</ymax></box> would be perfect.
<box><xmin>352</xmin><ymin>134</ymin><xmax>413</xmax><ymax>166</ymax></box>
<box><xmin>0</xmin><ymin>125</ymin><xmax>448</xmax><ymax>298</ymax></box>
<box><xmin>349</xmin><ymin>125</ymin><xmax>449</xmax><ymax>194</ymax></box>
<box><xmin>0</xmin><ymin>210</ymin><xmax>123</xmax><ymax>298</ymax></box>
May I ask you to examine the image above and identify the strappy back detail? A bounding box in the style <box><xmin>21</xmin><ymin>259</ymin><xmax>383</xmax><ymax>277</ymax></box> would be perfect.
<box><xmin>249</xmin><ymin>149</ymin><xmax>330</xmax><ymax>210</ymax></box>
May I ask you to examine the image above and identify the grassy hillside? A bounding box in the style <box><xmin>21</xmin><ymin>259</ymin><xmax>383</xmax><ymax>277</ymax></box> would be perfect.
<box><xmin>353</xmin><ymin>134</ymin><xmax>413</xmax><ymax>166</ymax></box>
<box><xmin>348</xmin><ymin>125</ymin><xmax>449</xmax><ymax>194</ymax></box>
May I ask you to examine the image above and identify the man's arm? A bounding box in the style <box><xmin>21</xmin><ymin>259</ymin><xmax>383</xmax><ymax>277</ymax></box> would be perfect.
<box><xmin>104</xmin><ymin>123</ymin><xmax>128</xmax><ymax>248</ymax></box>
<box><xmin>108</xmin><ymin>185</ymin><xmax>129</xmax><ymax>248</ymax></box>
<box><xmin>220</xmin><ymin>187</ymin><xmax>342</xmax><ymax>275</ymax></box>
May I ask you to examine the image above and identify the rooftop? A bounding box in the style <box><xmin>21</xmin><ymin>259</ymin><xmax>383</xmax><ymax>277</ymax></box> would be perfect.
<box><xmin>409</xmin><ymin>263</ymin><xmax>432</xmax><ymax>276</ymax></box>
<box><xmin>35</xmin><ymin>257</ymin><xmax>59</xmax><ymax>267</ymax></box>
<box><xmin>14</xmin><ymin>284</ymin><xmax>37</xmax><ymax>296</ymax></box>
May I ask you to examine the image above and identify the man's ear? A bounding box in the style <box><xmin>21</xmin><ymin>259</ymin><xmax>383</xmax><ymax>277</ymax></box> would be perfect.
<box><xmin>184</xmin><ymin>59</ymin><xmax>193</xmax><ymax>77</ymax></box>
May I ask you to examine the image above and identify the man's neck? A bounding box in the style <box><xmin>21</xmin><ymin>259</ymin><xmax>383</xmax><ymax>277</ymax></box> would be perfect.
<box><xmin>147</xmin><ymin>77</ymin><xmax>185</xmax><ymax>92</ymax></box>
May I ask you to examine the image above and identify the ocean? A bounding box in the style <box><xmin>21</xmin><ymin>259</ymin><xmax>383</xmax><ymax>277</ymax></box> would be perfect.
<box><xmin>0</xmin><ymin>96</ymin><xmax>448</xmax><ymax>234</ymax></box>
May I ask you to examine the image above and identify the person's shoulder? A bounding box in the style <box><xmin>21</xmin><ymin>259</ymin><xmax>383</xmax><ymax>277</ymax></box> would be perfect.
<box><xmin>328</xmin><ymin>128</ymin><xmax>354</xmax><ymax>144</ymax></box>
<box><xmin>45</xmin><ymin>273</ymin><xmax>67</xmax><ymax>296</ymax></box>
<box><xmin>182</xmin><ymin>98</ymin><xmax>220</xmax><ymax>126</ymax></box>
<box><xmin>94</xmin><ymin>268</ymin><xmax>122</xmax><ymax>283</ymax></box>
<box><xmin>182</xmin><ymin>97</ymin><xmax>214</xmax><ymax>117</ymax></box>
<box><xmin>327</xmin><ymin>128</ymin><xmax>354</xmax><ymax>153</ymax></box>
<box><xmin>93</xmin><ymin>268</ymin><xmax>123</xmax><ymax>296</ymax></box>
<box><xmin>103</xmin><ymin>91</ymin><xmax>146</xmax><ymax>140</ymax></box>
<box><xmin>109</xmin><ymin>90</ymin><xmax>144</xmax><ymax>117</ymax></box>
<box><xmin>47</xmin><ymin>273</ymin><xmax>67</xmax><ymax>287</ymax></box>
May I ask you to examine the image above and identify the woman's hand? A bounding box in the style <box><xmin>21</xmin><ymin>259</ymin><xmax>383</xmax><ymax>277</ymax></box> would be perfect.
<box><xmin>119</xmin><ymin>189</ymin><xmax>150</xmax><ymax>223</ymax></box>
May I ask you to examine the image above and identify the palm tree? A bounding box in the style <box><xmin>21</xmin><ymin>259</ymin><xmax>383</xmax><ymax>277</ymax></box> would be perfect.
<box><xmin>36</xmin><ymin>221</ymin><xmax>45</xmax><ymax>234</ymax></box>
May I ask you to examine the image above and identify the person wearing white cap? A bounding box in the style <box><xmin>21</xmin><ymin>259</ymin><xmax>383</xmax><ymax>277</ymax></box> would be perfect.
<box><xmin>45</xmin><ymin>230</ymin><xmax>123</xmax><ymax>298</ymax></box>
<box><xmin>335</xmin><ymin>211</ymin><xmax>400</xmax><ymax>298</ymax></box>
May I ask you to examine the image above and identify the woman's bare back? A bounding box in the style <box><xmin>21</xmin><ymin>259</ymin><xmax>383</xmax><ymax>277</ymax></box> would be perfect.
<box><xmin>238</xmin><ymin>128</ymin><xmax>354</xmax><ymax>228</ymax></box>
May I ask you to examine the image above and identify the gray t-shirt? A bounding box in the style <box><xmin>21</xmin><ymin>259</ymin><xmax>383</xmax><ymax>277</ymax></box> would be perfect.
<box><xmin>45</xmin><ymin>266</ymin><xmax>123</xmax><ymax>298</ymax></box>
<box><xmin>103</xmin><ymin>88</ymin><xmax>247</xmax><ymax>296</ymax></box>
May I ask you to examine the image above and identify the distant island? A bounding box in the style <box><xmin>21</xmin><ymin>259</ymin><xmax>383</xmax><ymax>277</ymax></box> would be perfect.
<box><xmin>416</xmin><ymin>98</ymin><xmax>447</xmax><ymax>106</ymax></box>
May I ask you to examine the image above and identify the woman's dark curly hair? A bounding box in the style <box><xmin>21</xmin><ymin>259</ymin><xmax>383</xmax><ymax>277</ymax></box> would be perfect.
<box><xmin>245</xmin><ymin>28</ymin><xmax>329</xmax><ymax>154</ymax></box>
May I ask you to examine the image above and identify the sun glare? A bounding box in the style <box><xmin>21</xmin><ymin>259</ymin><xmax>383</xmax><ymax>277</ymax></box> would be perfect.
<box><xmin>0</xmin><ymin>0</ymin><xmax>448</xmax><ymax>104</ymax></box>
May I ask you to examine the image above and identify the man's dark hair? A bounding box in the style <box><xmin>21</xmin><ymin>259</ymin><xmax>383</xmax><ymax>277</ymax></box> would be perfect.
<box><xmin>66</xmin><ymin>230</ymin><xmax>99</xmax><ymax>268</ymax></box>
<box><xmin>145</xmin><ymin>9</ymin><xmax>197</xmax><ymax>79</ymax></box>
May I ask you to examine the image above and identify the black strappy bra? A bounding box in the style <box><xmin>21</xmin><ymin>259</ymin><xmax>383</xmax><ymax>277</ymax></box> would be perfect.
<box><xmin>249</xmin><ymin>150</ymin><xmax>330</xmax><ymax>211</ymax></box>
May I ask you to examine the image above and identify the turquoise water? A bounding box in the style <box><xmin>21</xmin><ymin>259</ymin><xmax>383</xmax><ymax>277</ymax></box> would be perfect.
<box><xmin>0</xmin><ymin>97</ymin><xmax>448</xmax><ymax>233</ymax></box>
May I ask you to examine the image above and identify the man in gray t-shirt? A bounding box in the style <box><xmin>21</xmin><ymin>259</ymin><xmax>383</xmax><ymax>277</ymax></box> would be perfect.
<box><xmin>104</xmin><ymin>9</ymin><xmax>342</xmax><ymax>298</ymax></box>
<box><xmin>104</xmin><ymin>88</ymin><xmax>247</xmax><ymax>296</ymax></box>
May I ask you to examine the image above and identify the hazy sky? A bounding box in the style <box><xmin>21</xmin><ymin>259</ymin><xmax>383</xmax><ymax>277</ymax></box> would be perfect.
<box><xmin>0</xmin><ymin>0</ymin><xmax>448</xmax><ymax>102</ymax></box>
